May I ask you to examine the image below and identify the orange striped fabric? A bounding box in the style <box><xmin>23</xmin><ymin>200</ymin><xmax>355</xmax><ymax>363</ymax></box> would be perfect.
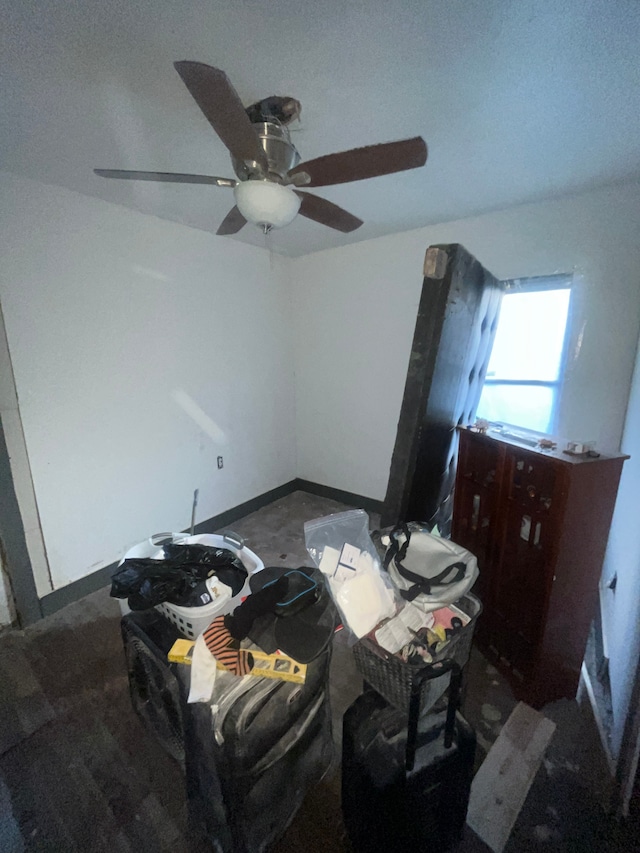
<box><xmin>203</xmin><ymin>616</ymin><xmax>253</xmax><ymax>676</ymax></box>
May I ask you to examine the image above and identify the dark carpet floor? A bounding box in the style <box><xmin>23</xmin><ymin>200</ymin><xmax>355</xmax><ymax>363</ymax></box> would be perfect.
<box><xmin>0</xmin><ymin>491</ymin><xmax>638</xmax><ymax>852</ymax></box>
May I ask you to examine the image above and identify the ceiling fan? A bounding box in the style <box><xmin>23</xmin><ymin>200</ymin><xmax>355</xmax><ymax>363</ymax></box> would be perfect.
<box><xmin>95</xmin><ymin>61</ymin><xmax>428</xmax><ymax>236</ymax></box>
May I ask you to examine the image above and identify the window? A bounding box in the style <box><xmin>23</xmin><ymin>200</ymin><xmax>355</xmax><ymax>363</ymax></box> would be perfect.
<box><xmin>476</xmin><ymin>275</ymin><xmax>572</xmax><ymax>434</ymax></box>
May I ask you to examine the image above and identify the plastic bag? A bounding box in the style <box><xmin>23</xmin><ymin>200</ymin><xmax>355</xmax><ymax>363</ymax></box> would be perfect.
<box><xmin>163</xmin><ymin>542</ymin><xmax>247</xmax><ymax>594</ymax></box>
<box><xmin>304</xmin><ymin>510</ymin><xmax>400</xmax><ymax>639</ymax></box>
<box><xmin>110</xmin><ymin>543</ymin><xmax>247</xmax><ymax>610</ymax></box>
<box><xmin>111</xmin><ymin>558</ymin><xmax>198</xmax><ymax>610</ymax></box>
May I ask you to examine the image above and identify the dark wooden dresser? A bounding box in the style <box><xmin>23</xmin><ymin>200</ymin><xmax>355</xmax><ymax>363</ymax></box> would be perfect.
<box><xmin>452</xmin><ymin>427</ymin><xmax>627</xmax><ymax>706</ymax></box>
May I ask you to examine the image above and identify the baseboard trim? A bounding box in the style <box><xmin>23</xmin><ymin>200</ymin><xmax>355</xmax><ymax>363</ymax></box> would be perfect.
<box><xmin>293</xmin><ymin>478</ymin><xmax>383</xmax><ymax>515</ymax></box>
<box><xmin>39</xmin><ymin>477</ymin><xmax>381</xmax><ymax>617</ymax></box>
<box><xmin>580</xmin><ymin>663</ymin><xmax>616</xmax><ymax>775</ymax></box>
<box><xmin>580</xmin><ymin>626</ymin><xmax>617</xmax><ymax>779</ymax></box>
<box><xmin>191</xmin><ymin>480</ymin><xmax>298</xmax><ymax>534</ymax></box>
<box><xmin>40</xmin><ymin>479</ymin><xmax>299</xmax><ymax>617</ymax></box>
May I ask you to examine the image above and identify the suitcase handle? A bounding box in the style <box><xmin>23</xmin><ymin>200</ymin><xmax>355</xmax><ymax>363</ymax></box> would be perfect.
<box><xmin>406</xmin><ymin>659</ymin><xmax>462</xmax><ymax>772</ymax></box>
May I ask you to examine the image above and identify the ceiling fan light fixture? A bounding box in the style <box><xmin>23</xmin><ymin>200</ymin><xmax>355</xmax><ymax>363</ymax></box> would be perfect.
<box><xmin>96</xmin><ymin>63</ymin><xmax>427</xmax><ymax>239</ymax></box>
<box><xmin>234</xmin><ymin>179</ymin><xmax>301</xmax><ymax>229</ymax></box>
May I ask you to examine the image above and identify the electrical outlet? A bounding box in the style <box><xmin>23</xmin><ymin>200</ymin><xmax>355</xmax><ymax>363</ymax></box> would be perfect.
<box><xmin>217</xmin><ymin>456</ymin><xmax>224</xmax><ymax>469</ymax></box>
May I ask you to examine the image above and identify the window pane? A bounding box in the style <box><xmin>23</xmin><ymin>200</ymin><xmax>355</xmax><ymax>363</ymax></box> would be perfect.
<box><xmin>485</xmin><ymin>289</ymin><xmax>571</xmax><ymax>382</ymax></box>
<box><xmin>476</xmin><ymin>384</ymin><xmax>555</xmax><ymax>434</ymax></box>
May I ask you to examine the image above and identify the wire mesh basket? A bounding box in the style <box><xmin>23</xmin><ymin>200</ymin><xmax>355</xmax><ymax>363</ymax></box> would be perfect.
<box><xmin>352</xmin><ymin>593</ymin><xmax>482</xmax><ymax>716</ymax></box>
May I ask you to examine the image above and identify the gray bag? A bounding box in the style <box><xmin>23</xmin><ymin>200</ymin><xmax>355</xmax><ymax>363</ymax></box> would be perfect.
<box><xmin>384</xmin><ymin>523</ymin><xmax>479</xmax><ymax>613</ymax></box>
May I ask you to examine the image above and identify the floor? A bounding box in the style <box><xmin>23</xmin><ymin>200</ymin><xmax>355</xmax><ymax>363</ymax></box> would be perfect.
<box><xmin>0</xmin><ymin>491</ymin><xmax>638</xmax><ymax>852</ymax></box>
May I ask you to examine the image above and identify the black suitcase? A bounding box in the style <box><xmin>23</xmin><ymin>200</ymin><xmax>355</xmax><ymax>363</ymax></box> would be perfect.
<box><xmin>121</xmin><ymin>610</ymin><xmax>333</xmax><ymax>852</ymax></box>
<box><xmin>342</xmin><ymin>660</ymin><xmax>475</xmax><ymax>852</ymax></box>
<box><xmin>122</xmin><ymin>611</ymin><xmax>187</xmax><ymax>764</ymax></box>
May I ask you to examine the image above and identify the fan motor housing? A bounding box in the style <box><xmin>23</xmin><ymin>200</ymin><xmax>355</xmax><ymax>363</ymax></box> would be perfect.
<box><xmin>232</xmin><ymin>120</ymin><xmax>300</xmax><ymax>182</ymax></box>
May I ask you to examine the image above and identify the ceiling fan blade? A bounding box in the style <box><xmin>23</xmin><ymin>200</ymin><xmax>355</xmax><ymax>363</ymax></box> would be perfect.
<box><xmin>217</xmin><ymin>205</ymin><xmax>247</xmax><ymax>236</ymax></box>
<box><xmin>174</xmin><ymin>61</ymin><xmax>268</xmax><ymax>171</ymax></box>
<box><xmin>289</xmin><ymin>136</ymin><xmax>427</xmax><ymax>187</ymax></box>
<box><xmin>296</xmin><ymin>192</ymin><xmax>363</xmax><ymax>233</ymax></box>
<box><xmin>94</xmin><ymin>169</ymin><xmax>236</xmax><ymax>187</ymax></box>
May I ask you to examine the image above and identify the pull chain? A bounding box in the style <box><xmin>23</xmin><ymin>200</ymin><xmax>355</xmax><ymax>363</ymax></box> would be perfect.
<box><xmin>263</xmin><ymin>225</ymin><xmax>276</xmax><ymax>272</ymax></box>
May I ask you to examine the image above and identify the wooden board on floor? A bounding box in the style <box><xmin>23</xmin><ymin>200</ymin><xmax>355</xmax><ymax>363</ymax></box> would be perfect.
<box><xmin>466</xmin><ymin>701</ymin><xmax>556</xmax><ymax>853</ymax></box>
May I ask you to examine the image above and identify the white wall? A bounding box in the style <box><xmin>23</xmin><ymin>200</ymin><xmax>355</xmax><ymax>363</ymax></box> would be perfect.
<box><xmin>600</xmin><ymin>338</ymin><xmax>640</xmax><ymax>761</ymax></box>
<box><xmin>2</xmin><ymin>172</ymin><xmax>639</xmax><ymax>609</ymax></box>
<box><xmin>0</xmin><ymin>172</ymin><xmax>296</xmax><ymax>593</ymax></box>
<box><xmin>0</xmin><ymin>300</ymin><xmax>51</xmax><ymax>606</ymax></box>
<box><xmin>291</xmin><ymin>181</ymin><xmax>640</xmax><ymax>500</ymax></box>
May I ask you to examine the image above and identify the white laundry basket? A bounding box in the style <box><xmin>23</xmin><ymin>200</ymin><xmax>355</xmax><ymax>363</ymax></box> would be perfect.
<box><xmin>117</xmin><ymin>531</ymin><xmax>264</xmax><ymax>639</ymax></box>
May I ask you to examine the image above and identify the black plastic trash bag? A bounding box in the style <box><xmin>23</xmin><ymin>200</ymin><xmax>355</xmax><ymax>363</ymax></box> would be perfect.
<box><xmin>163</xmin><ymin>543</ymin><xmax>247</xmax><ymax>595</ymax></box>
<box><xmin>110</xmin><ymin>544</ymin><xmax>248</xmax><ymax>611</ymax></box>
<box><xmin>110</xmin><ymin>558</ymin><xmax>197</xmax><ymax>610</ymax></box>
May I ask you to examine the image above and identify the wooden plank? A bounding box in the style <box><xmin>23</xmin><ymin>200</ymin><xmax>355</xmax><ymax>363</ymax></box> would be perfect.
<box><xmin>467</xmin><ymin>701</ymin><xmax>556</xmax><ymax>853</ymax></box>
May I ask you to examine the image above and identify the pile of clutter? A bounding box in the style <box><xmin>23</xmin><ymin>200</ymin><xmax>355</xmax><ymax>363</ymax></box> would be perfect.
<box><xmin>111</xmin><ymin>539</ymin><xmax>249</xmax><ymax>610</ymax></box>
<box><xmin>305</xmin><ymin>512</ymin><xmax>478</xmax><ymax>661</ymax></box>
<box><xmin>110</xmin><ymin>511</ymin><xmax>479</xmax><ymax>703</ymax></box>
<box><xmin>111</xmin><ymin>533</ymin><xmax>337</xmax><ymax>703</ymax></box>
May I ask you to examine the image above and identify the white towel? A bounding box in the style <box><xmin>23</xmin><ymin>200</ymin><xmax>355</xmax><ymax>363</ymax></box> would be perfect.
<box><xmin>187</xmin><ymin>634</ymin><xmax>218</xmax><ymax>703</ymax></box>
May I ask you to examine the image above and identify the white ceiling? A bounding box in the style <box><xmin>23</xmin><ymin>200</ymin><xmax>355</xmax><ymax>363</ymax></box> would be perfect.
<box><xmin>2</xmin><ymin>0</ymin><xmax>640</xmax><ymax>257</ymax></box>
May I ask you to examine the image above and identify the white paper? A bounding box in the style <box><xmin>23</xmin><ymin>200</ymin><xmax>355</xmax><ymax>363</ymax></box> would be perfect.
<box><xmin>334</xmin><ymin>543</ymin><xmax>360</xmax><ymax>583</ymax></box>
<box><xmin>319</xmin><ymin>546</ymin><xmax>340</xmax><ymax>576</ymax></box>
<box><xmin>339</xmin><ymin>542</ymin><xmax>361</xmax><ymax>570</ymax></box>
<box><xmin>374</xmin><ymin>604</ymin><xmax>435</xmax><ymax>654</ymax></box>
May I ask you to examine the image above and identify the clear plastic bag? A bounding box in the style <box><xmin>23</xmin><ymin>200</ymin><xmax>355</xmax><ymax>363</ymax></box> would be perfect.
<box><xmin>304</xmin><ymin>510</ymin><xmax>400</xmax><ymax>640</ymax></box>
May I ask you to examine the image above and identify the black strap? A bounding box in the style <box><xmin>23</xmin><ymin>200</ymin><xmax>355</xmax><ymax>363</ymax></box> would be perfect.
<box><xmin>396</xmin><ymin>560</ymin><xmax>468</xmax><ymax>601</ymax></box>
<box><xmin>385</xmin><ymin>525</ymin><xmax>467</xmax><ymax>600</ymax></box>
<box><xmin>383</xmin><ymin>523</ymin><xmax>412</xmax><ymax>570</ymax></box>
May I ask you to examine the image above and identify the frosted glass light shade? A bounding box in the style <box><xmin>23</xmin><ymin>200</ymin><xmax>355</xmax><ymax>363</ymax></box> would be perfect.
<box><xmin>234</xmin><ymin>180</ymin><xmax>301</xmax><ymax>229</ymax></box>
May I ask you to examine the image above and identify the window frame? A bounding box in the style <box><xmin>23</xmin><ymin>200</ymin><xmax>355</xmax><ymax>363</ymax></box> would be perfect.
<box><xmin>479</xmin><ymin>273</ymin><xmax>573</xmax><ymax>435</ymax></box>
